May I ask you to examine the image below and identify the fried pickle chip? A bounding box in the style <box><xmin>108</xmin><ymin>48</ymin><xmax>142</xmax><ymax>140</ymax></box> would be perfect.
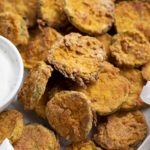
<box><xmin>46</xmin><ymin>91</ymin><xmax>93</xmax><ymax>142</ymax></box>
<box><xmin>115</xmin><ymin>0</ymin><xmax>150</xmax><ymax>41</ymax></box>
<box><xmin>0</xmin><ymin>110</ymin><xmax>23</xmax><ymax>144</ymax></box>
<box><xmin>110</xmin><ymin>31</ymin><xmax>150</xmax><ymax>67</ymax></box>
<box><xmin>47</xmin><ymin>33</ymin><xmax>106</xmax><ymax>87</ymax></box>
<box><xmin>19</xmin><ymin>27</ymin><xmax>62</xmax><ymax>69</ymax></box>
<box><xmin>18</xmin><ymin>62</ymin><xmax>53</xmax><ymax>110</ymax></box>
<box><xmin>120</xmin><ymin>69</ymin><xmax>147</xmax><ymax>111</ymax></box>
<box><xmin>71</xmin><ymin>68</ymin><xmax>129</xmax><ymax>115</ymax></box>
<box><xmin>0</xmin><ymin>0</ymin><xmax>37</xmax><ymax>27</ymax></box>
<box><xmin>14</xmin><ymin>124</ymin><xmax>59</xmax><ymax>150</ymax></box>
<box><xmin>142</xmin><ymin>61</ymin><xmax>150</xmax><ymax>81</ymax></box>
<box><xmin>0</xmin><ymin>12</ymin><xmax>29</xmax><ymax>46</ymax></box>
<box><xmin>94</xmin><ymin>111</ymin><xmax>148</xmax><ymax>150</ymax></box>
<box><xmin>66</xmin><ymin>140</ymin><xmax>102</xmax><ymax>150</ymax></box>
<box><xmin>64</xmin><ymin>0</ymin><xmax>114</xmax><ymax>35</ymax></box>
<box><xmin>38</xmin><ymin>0</ymin><xmax>68</xmax><ymax>28</ymax></box>
<box><xmin>96</xmin><ymin>34</ymin><xmax>112</xmax><ymax>60</ymax></box>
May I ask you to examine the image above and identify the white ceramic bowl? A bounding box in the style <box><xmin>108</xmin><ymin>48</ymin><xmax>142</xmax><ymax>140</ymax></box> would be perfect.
<box><xmin>0</xmin><ymin>36</ymin><xmax>24</xmax><ymax>112</ymax></box>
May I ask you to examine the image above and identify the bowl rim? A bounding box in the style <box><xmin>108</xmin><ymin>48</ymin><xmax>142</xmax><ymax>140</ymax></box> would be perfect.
<box><xmin>0</xmin><ymin>36</ymin><xmax>24</xmax><ymax>111</ymax></box>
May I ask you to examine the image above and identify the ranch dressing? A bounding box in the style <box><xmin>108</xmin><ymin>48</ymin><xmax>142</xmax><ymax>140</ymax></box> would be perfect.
<box><xmin>0</xmin><ymin>48</ymin><xmax>17</xmax><ymax>100</ymax></box>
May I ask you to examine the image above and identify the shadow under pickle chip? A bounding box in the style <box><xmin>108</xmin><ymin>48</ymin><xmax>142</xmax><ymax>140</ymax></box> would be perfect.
<box><xmin>35</xmin><ymin>76</ymin><xmax>66</xmax><ymax>119</ymax></box>
<box><xmin>0</xmin><ymin>110</ymin><xmax>23</xmax><ymax>144</ymax></box>
<box><xmin>70</xmin><ymin>62</ymin><xmax>129</xmax><ymax>115</ymax></box>
<box><xmin>38</xmin><ymin>0</ymin><xmax>68</xmax><ymax>28</ymax></box>
<box><xmin>64</xmin><ymin>0</ymin><xmax>115</xmax><ymax>35</ymax></box>
<box><xmin>46</xmin><ymin>91</ymin><xmax>93</xmax><ymax>142</ymax></box>
<box><xmin>120</xmin><ymin>69</ymin><xmax>147</xmax><ymax>111</ymax></box>
<box><xmin>19</xmin><ymin>27</ymin><xmax>62</xmax><ymax>69</ymax></box>
<box><xmin>66</xmin><ymin>140</ymin><xmax>102</xmax><ymax>150</ymax></box>
<box><xmin>13</xmin><ymin>124</ymin><xmax>60</xmax><ymax>150</ymax></box>
<box><xmin>110</xmin><ymin>31</ymin><xmax>150</xmax><ymax>67</ymax></box>
<box><xmin>115</xmin><ymin>0</ymin><xmax>150</xmax><ymax>41</ymax></box>
<box><xmin>47</xmin><ymin>33</ymin><xmax>106</xmax><ymax>87</ymax></box>
<box><xmin>0</xmin><ymin>12</ymin><xmax>29</xmax><ymax>46</ymax></box>
<box><xmin>94</xmin><ymin>111</ymin><xmax>148</xmax><ymax>150</ymax></box>
<box><xmin>18</xmin><ymin>62</ymin><xmax>53</xmax><ymax>110</ymax></box>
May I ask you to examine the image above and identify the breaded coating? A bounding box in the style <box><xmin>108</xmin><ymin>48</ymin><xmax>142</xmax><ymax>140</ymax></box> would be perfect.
<box><xmin>110</xmin><ymin>31</ymin><xmax>150</xmax><ymax>67</ymax></box>
<box><xmin>96</xmin><ymin>34</ymin><xmax>112</xmax><ymax>60</ymax></box>
<box><xmin>71</xmin><ymin>69</ymin><xmax>129</xmax><ymax>115</ymax></box>
<box><xmin>46</xmin><ymin>91</ymin><xmax>93</xmax><ymax>142</ymax></box>
<box><xmin>19</xmin><ymin>27</ymin><xmax>62</xmax><ymax>69</ymax></box>
<box><xmin>65</xmin><ymin>0</ymin><xmax>114</xmax><ymax>35</ymax></box>
<box><xmin>0</xmin><ymin>12</ymin><xmax>29</xmax><ymax>46</ymax></box>
<box><xmin>0</xmin><ymin>0</ymin><xmax>37</xmax><ymax>27</ymax></box>
<box><xmin>47</xmin><ymin>33</ymin><xmax>106</xmax><ymax>87</ymax></box>
<box><xmin>94</xmin><ymin>111</ymin><xmax>148</xmax><ymax>150</ymax></box>
<box><xmin>38</xmin><ymin>0</ymin><xmax>68</xmax><ymax>28</ymax></box>
<box><xmin>18</xmin><ymin>62</ymin><xmax>52</xmax><ymax>110</ymax></box>
<box><xmin>14</xmin><ymin>124</ymin><xmax>59</xmax><ymax>150</ymax></box>
<box><xmin>0</xmin><ymin>110</ymin><xmax>23</xmax><ymax>144</ymax></box>
<box><xmin>115</xmin><ymin>0</ymin><xmax>150</xmax><ymax>41</ymax></box>
<box><xmin>66</xmin><ymin>140</ymin><xmax>102</xmax><ymax>150</ymax></box>
<box><xmin>100</xmin><ymin>61</ymin><xmax>120</xmax><ymax>74</ymax></box>
<box><xmin>142</xmin><ymin>61</ymin><xmax>150</xmax><ymax>81</ymax></box>
<box><xmin>120</xmin><ymin>69</ymin><xmax>147</xmax><ymax>111</ymax></box>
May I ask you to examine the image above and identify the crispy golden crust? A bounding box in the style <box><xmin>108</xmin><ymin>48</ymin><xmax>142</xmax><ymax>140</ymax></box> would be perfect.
<box><xmin>65</xmin><ymin>0</ymin><xmax>114</xmax><ymax>35</ymax></box>
<box><xmin>96</xmin><ymin>34</ymin><xmax>112</xmax><ymax>60</ymax></box>
<box><xmin>120</xmin><ymin>69</ymin><xmax>147</xmax><ymax>111</ymax></box>
<box><xmin>142</xmin><ymin>61</ymin><xmax>150</xmax><ymax>80</ymax></box>
<box><xmin>110</xmin><ymin>31</ymin><xmax>150</xmax><ymax>67</ymax></box>
<box><xmin>94</xmin><ymin>111</ymin><xmax>148</xmax><ymax>150</ymax></box>
<box><xmin>19</xmin><ymin>27</ymin><xmax>62</xmax><ymax>69</ymax></box>
<box><xmin>47</xmin><ymin>33</ymin><xmax>106</xmax><ymax>87</ymax></box>
<box><xmin>0</xmin><ymin>12</ymin><xmax>29</xmax><ymax>46</ymax></box>
<box><xmin>0</xmin><ymin>0</ymin><xmax>37</xmax><ymax>27</ymax></box>
<box><xmin>0</xmin><ymin>110</ymin><xmax>23</xmax><ymax>144</ymax></box>
<box><xmin>100</xmin><ymin>61</ymin><xmax>120</xmax><ymax>74</ymax></box>
<box><xmin>66</xmin><ymin>140</ymin><xmax>102</xmax><ymax>150</ymax></box>
<box><xmin>13</xmin><ymin>124</ymin><xmax>59</xmax><ymax>150</ymax></box>
<box><xmin>46</xmin><ymin>91</ymin><xmax>93</xmax><ymax>142</ymax></box>
<box><xmin>38</xmin><ymin>0</ymin><xmax>68</xmax><ymax>28</ymax></box>
<box><xmin>18</xmin><ymin>62</ymin><xmax>53</xmax><ymax>110</ymax></box>
<box><xmin>115</xmin><ymin>0</ymin><xmax>150</xmax><ymax>40</ymax></box>
<box><xmin>72</xmin><ymin>71</ymin><xmax>129</xmax><ymax>115</ymax></box>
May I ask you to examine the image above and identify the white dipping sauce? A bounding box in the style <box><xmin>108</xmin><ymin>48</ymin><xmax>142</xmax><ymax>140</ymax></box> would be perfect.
<box><xmin>0</xmin><ymin>49</ymin><xmax>17</xmax><ymax>100</ymax></box>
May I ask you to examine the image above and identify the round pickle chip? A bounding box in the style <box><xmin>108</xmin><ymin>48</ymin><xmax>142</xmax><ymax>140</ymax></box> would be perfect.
<box><xmin>38</xmin><ymin>0</ymin><xmax>68</xmax><ymax>28</ymax></box>
<box><xmin>0</xmin><ymin>12</ymin><xmax>29</xmax><ymax>46</ymax></box>
<box><xmin>94</xmin><ymin>111</ymin><xmax>148</xmax><ymax>150</ymax></box>
<box><xmin>65</xmin><ymin>0</ymin><xmax>114</xmax><ymax>35</ymax></box>
<box><xmin>46</xmin><ymin>91</ymin><xmax>93</xmax><ymax>142</ymax></box>
<box><xmin>14</xmin><ymin>124</ymin><xmax>60</xmax><ymax>150</ymax></box>
<box><xmin>0</xmin><ymin>110</ymin><xmax>23</xmax><ymax>144</ymax></box>
<box><xmin>47</xmin><ymin>33</ymin><xmax>106</xmax><ymax>87</ymax></box>
<box><xmin>110</xmin><ymin>31</ymin><xmax>150</xmax><ymax>67</ymax></box>
<box><xmin>18</xmin><ymin>62</ymin><xmax>53</xmax><ymax>110</ymax></box>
